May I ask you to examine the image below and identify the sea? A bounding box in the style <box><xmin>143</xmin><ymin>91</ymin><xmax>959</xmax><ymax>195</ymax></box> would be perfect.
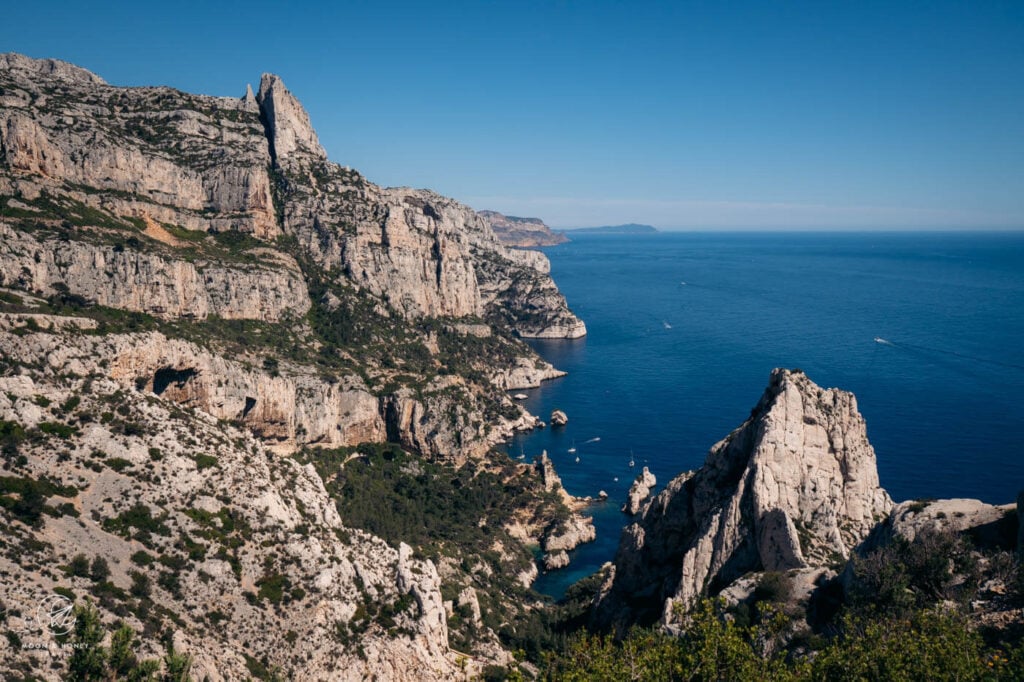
<box><xmin>505</xmin><ymin>231</ymin><xmax>1024</xmax><ymax>598</ymax></box>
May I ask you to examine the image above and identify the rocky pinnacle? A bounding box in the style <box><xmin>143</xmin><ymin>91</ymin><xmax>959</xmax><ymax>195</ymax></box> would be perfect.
<box><xmin>593</xmin><ymin>368</ymin><xmax>893</xmax><ymax>631</ymax></box>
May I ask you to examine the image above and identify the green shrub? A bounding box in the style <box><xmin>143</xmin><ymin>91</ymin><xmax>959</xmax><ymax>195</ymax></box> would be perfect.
<box><xmin>257</xmin><ymin>573</ymin><xmax>288</xmax><ymax>604</ymax></box>
<box><xmin>130</xmin><ymin>550</ymin><xmax>155</xmax><ymax>566</ymax></box>
<box><xmin>105</xmin><ymin>457</ymin><xmax>132</xmax><ymax>472</ymax></box>
<box><xmin>39</xmin><ymin>421</ymin><xmax>77</xmax><ymax>439</ymax></box>
<box><xmin>102</xmin><ymin>504</ymin><xmax>171</xmax><ymax>542</ymax></box>
<box><xmin>68</xmin><ymin>553</ymin><xmax>91</xmax><ymax>577</ymax></box>
<box><xmin>192</xmin><ymin>453</ymin><xmax>218</xmax><ymax>471</ymax></box>
<box><xmin>90</xmin><ymin>556</ymin><xmax>111</xmax><ymax>582</ymax></box>
<box><xmin>129</xmin><ymin>570</ymin><xmax>151</xmax><ymax>598</ymax></box>
<box><xmin>848</xmin><ymin>527</ymin><xmax>979</xmax><ymax>617</ymax></box>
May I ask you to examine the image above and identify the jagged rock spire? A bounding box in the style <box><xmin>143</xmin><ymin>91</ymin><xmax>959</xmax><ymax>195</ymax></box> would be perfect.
<box><xmin>242</xmin><ymin>83</ymin><xmax>258</xmax><ymax>110</ymax></box>
<box><xmin>256</xmin><ymin>73</ymin><xmax>326</xmax><ymax>162</ymax></box>
<box><xmin>593</xmin><ymin>368</ymin><xmax>893</xmax><ymax>631</ymax></box>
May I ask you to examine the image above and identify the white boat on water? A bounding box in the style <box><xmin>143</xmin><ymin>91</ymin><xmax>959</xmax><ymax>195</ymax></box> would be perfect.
<box><xmin>575</xmin><ymin>456</ymin><xmax>580</xmax><ymax>463</ymax></box>
<box><xmin>628</xmin><ymin>450</ymin><xmax>635</xmax><ymax>468</ymax></box>
<box><xmin>568</xmin><ymin>440</ymin><xmax>577</xmax><ymax>454</ymax></box>
<box><xmin>513</xmin><ymin>393</ymin><xmax>528</xmax><ymax>400</ymax></box>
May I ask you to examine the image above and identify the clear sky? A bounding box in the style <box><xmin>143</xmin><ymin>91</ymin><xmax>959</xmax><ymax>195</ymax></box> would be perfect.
<box><xmin>3</xmin><ymin>1</ymin><xmax>1022</xmax><ymax>229</ymax></box>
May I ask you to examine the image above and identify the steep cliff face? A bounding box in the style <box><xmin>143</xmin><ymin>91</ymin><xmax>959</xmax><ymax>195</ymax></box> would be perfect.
<box><xmin>252</xmin><ymin>70</ymin><xmax>584</xmax><ymax>338</ymax></box>
<box><xmin>0</xmin><ymin>53</ymin><xmax>584</xmax><ymax>339</ymax></box>
<box><xmin>0</xmin><ymin>321</ymin><xmax>539</xmax><ymax>459</ymax></box>
<box><xmin>478</xmin><ymin>210</ymin><xmax>569</xmax><ymax>247</ymax></box>
<box><xmin>0</xmin><ymin>53</ymin><xmax>279</xmax><ymax>239</ymax></box>
<box><xmin>0</xmin><ymin>223</ymin><xmax>309</xmax><ymax>321</ymax></box>
<box><xmin>0</xmin><ymin>51</ymin><xmax>585</xmax><ymax>453</ymax></box>
<box><xmin>593</xmin><ymin>369</ymin><xmax>893</xmax><ymax>630</ymax></box>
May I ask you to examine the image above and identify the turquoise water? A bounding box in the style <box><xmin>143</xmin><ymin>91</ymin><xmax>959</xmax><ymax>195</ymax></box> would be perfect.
<box><xmin>510</xmin><ymin>232</ymin><xmax>1024</xmax><ymax>598</ymax></box>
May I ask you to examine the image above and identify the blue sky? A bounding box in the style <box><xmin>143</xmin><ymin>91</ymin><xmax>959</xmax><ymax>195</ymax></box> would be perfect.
<box><xmin>3</xmin><ymin>1</ymin><xmax>1022</xmax><ymax>229</ymax></box>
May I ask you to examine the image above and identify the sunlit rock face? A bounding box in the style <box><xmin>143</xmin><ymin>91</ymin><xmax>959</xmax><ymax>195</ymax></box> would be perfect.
<box><xmin>593</xmin><ymin>369</ymin><xmax>893</xmax><ymax>631</ymax></box>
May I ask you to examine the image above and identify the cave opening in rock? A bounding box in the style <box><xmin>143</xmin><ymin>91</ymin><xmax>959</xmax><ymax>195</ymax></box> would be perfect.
<box><xmin>240</xmin><ymin>396</ymin><xmax>257</xmax><ymax>419</ymax></box>
<box><xmin>152</xmin><ymin>367</ymin><xmax>198</xmax><ymax>395</ymax></box>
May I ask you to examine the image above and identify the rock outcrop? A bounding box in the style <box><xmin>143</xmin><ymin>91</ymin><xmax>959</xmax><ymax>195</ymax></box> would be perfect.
<box><xmin>623</xmin><ymin>467</ymin><xmax>657</xmax><ymax>515</ymax></box>
<box><xmin>0</xmin><ymin>224</ymin><xmax>309</xmax><ymax>322</ymax></box>
<box><xmin>543</xmin><ymin>515</ymin><xmax>597</xmax><ymax>555</ymax></box>
<box><xmin>550</xmin><ymin>409</ymin><xmax>568</xmax><ymax>427</ymax></box>
<box><xmin>858</xmin><ymin>498</ymin><xmax>1019</xmax><ymax>553</ymax></box>
<box><xmin>478</xmin><ymin>210</ymin><xmax>568</xmax><ymax>247</ymax></box>
<box><xmin>0</xmin><ymin>352</ymin><xmax>458</xmax><ymax>681</ymax></box>
<box><xmin>530</xmin><ymin>451</ymin><xmax>596</xmax><ymax>570</ymax></box>
<box><xmin>256</xmin><ymin>73</ymin><xmax>326</xmax><ymax>162</ymax></box>
<box><xmin>0</xmin><ymin>320</ymin><xmax>537</xmax><ymax>461</ymax></box>
<box><xmin>0</xmin><ymin>52</ymin><xmax>585</xmax><ymax>339</ymax></box>
<box><xmin>593</xmin><ymin>369</ymin><xmax>893</xmax><ymax>631</ymax></box>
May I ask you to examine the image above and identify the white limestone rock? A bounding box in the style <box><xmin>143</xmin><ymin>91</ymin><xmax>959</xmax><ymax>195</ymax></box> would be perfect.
<box><xmin>0</xmin><ymin>224</ymin><xmax>309</xmax><ymax>322</ymax></box>
<box><xmin>622</xmin><ymin>467</ymin><xmax>657</xmax><ymax>515</ymax></box>
<box><xmin>594</xmin><ymin>368</ymin><xmax>893</xmax><ymax>631</ymax></box>
<box><xmin>256</xmin><ymin>73</ymin><xmax>326</xmax><ymax>161</ymax></box>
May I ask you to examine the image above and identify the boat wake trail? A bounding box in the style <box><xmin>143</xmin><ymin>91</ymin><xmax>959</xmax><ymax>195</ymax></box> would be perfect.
<box><xmin>874</xmin><ymin>337</ymin><xmax>1024</xmax><ymax>371</ymax></box>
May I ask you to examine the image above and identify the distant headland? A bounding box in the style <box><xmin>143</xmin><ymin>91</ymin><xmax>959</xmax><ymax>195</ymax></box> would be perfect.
<box><xmin>559</xmin><ymin>223</ymin><xmax>659</xmax><ymax>235</ymax></box>
<box><xmin>478</xmin><ymin>210</ymin><xmax>569</xmax><ymax>247</ymax></box>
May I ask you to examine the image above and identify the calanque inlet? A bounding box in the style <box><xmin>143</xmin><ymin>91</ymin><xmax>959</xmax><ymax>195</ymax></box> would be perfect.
<box><xmin>1</xmin><ymin>53</ymin><xmax>1022</xmax><ymax>681</ymax></box>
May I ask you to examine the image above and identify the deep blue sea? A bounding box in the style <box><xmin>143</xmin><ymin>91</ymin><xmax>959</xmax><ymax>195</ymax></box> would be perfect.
<box><xmin>509</xmin><ymin>232</ymin><xmax>1024</xmax><ymax>598</ymax></box>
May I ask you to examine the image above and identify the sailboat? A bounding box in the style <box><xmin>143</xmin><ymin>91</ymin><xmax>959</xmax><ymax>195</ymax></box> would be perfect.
<box><xmin>575</xmin><ymin>456</ymin><xmax>580</xmax><ymax>463</ymax></box>
<box><xmin>568</xmin><ymin>440</ymin><xmax>577</xmax><ymax>454</ymax></box>
<box><xmin>628</xmin><ymin>450</ymin><xmax>635</xmax><ymax>468</ymax></box>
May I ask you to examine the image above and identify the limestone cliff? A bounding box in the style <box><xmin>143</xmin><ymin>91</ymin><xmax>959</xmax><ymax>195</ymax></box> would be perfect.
<box><xmin>593</xmin><ymin>369</ymin><xmax>893</xmax><ymax>630</ymax></box>
<box><xmin>0</xmin><ymin>314</ymin><xmax>541</xmax><ymax>461</ymax></box>
<box><xmin>0</xmin><ymin>327</ymin><xmax>460</xmax><ymax>681</ymax></box>
<box><xmin>0</xmin><ymin>53</ymin><xmax>279</xmax><ymax>239</ymax></box>
<box><xmin>0</xmin><ymin>223</ymin><xmax>309</xmax><ymax>322</ymax></box>
<box><xmin>0</xmin><ymin>52</ymin><xmax>586</xmax><ymax>458</ymax></box>
<box><xmin>0</xmin><ymin>52</ymin><xmax>584</xmax><ymax>339</ymax></box>
<box><xmin>0</xmin><ymin>52</ymin><xmax>593</xmax><ymax>679</ymax></box>
<box><xmin>478</xmin><ymin>210</ymin><xmax>569</xmax><ymax>247</ymax></box>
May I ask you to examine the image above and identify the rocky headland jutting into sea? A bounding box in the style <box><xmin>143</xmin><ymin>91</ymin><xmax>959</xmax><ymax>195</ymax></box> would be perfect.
<box><xmin>477</xmin><ymin>210</ymin><xmax>568</xmax><ymax>248</ymax></box>
<box><xmin>1</xmin><ymin>54</ymin><xmax>1022</xmax><ymax>680</ymax></box>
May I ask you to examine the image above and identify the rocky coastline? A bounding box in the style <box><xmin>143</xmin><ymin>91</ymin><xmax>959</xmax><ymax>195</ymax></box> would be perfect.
<box><xmin>1</xmin><ymin>52</ymin><xmax>1021</xmax><ymax>681</ymax></box>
